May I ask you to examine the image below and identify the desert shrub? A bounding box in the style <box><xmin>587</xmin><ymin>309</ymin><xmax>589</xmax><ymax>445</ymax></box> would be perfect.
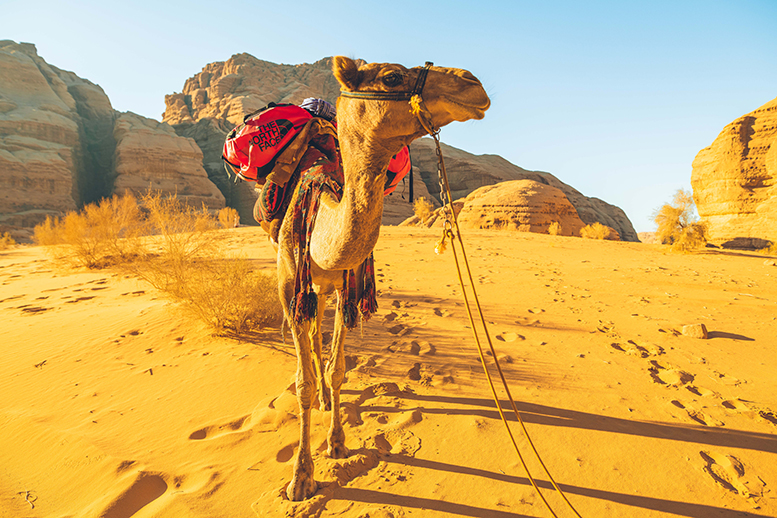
<box><xmin>580</xmin><ymin>222</ymin><xmax>611</xmax><ymax>240</ymax></box>
<box><xmin>218</xmin><ymin>206</ymin><xmax>240</xmax><ymax>229</ymax></box>
<box><xmin>129</xmin><ymin>193</ymin><xmax>281</xmax><ymax>333</ymax></box>
<box><xmin>759</xmin><ymin>241</ymin><xmax>777</xmax><ymax>256</ymax></box>
<box><xmin>161</xmin><ymin>257</ymin><xmax>283</xmax><ymax>333</ymax></box>
<box><xmin>413</xmin><ymin>197</ymin><xmax>434</xmax><ymax>225</ymax></box>
<box><xmin>548</xmin><ymin>221</ymin><xmax>562</xmax><ymax>236</ymax></box>
<box><xmin>0</xmin><ymin>232</ymin><xmax>16</xmax><ymax>250</ymax></box>
<box><xmin>32</xmin><ymin>193</ymin><xmax>144</xmax><ymax>267</ymax></box>
<box><xmin>654</xmin><ymin>189</ymin><xmax>708</xmax><ymax>251</ymax></box>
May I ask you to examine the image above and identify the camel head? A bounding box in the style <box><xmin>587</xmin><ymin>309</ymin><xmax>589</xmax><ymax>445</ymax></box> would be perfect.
<box><xmin>333</xmin><ymin>56</ymin><xmax>490</xmax><ymax>153</ymax></box>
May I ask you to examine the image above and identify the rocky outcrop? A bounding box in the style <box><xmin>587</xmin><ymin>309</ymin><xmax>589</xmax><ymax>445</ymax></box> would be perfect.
<box><xmin>409</xmin><ymin>138</ymin><xmax>638</xmax><ymax>241</ymax></box>
<box><xmin>691</xmin><ymin>96</ymin><xmax>777</xmax><ymax>249</ymax></box>
<box><xmin>163</xmin><ymin>54</ymin><xmax>344</xmax><ymax>223</ymax></box>
<box><xmin>0</xmin><ymin>41</ymin><xmax>225</xmax><ymax>239</ymax></box>
<box><xmin>0</xmin><ymin>40</ymin><xmax>115</xmax><ymax>239</ymax></box>
<box><xmin>112</xmin><ymin>113</ymin><xmax>224</xmax><ymax>208</ymax></box>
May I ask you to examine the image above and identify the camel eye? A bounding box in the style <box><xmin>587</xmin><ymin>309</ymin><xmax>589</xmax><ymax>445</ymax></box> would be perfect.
<box><xmin>382</xmin><ymin>73</ymin><xmax>403</xmax><ymax>87</ymax></box>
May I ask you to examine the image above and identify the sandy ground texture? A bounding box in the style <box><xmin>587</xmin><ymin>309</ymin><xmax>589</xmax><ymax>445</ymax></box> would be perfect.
<box><xmin>1</xmin><ymin>226</ymin><xmax>776</xmax><ymax>518</ymax></box>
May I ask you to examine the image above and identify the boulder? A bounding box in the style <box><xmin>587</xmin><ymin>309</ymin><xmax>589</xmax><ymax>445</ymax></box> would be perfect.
<box><xmin>691</xmin><ymin>96</ymin><xmax>777</xmax><ymax>249</ymax></box>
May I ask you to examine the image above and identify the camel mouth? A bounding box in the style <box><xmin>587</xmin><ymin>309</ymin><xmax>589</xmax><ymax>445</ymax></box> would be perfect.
<box><xmin>442</xmin><ymin>95</ymin><xmax>491</xmax><ymax>121</ymax></box>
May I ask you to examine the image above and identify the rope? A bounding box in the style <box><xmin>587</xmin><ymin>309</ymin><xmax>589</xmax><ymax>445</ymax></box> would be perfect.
<box><xmin>431</xmin><ymin>132</ymin><xmax>583</xmax><ymax>518</ymax></box>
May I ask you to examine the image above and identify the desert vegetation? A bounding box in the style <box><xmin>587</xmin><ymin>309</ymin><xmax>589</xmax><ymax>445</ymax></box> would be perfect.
<box><xmin>654</xmin><ymin>189</ymin><xmax>708</xmax><ymax>251</ymax></box>
<box><xmin>33</xmin><ymin>192</ymin><xmax>282</xmax><ymax>333</ymax></box>
<box><xmin>547</xmin><ymin>221</ymin><xmax>562</xmax><ymax>236</ymax></box>
<box><xmin>580</xmin><ymin>222</ymin><xmax>612</xmax><ymax>240</ymax></box>
<box><xmin>413</xmin><ymin>196</ymin><xmax>435</xmax><ymax>225</ymax></box>
<box><xmin>0</xmin><ymin>232</ymin><xmax>16</xmax><ymax>250</ymax></box>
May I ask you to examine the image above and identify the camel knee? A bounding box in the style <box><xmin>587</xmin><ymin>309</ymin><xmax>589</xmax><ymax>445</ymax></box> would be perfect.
<box><xmin>295</xmin><ymin>378</ymin><xmax>317</xmax><ymax>409</ymax></box>
<box><xmin>325</xmin><ymin>361</ymin><xmax>345</xmax><ymax>391</ymax></box>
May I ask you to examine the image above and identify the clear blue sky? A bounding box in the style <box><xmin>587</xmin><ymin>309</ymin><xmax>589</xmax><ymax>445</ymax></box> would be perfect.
<box><xmin>3</xmin><ymin>0</ymin><xmax>776</xmax><ymax>232</ymax></box>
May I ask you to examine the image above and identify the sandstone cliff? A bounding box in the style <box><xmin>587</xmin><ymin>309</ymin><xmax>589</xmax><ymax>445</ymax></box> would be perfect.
<box><xmin>0</xmin><ymin>40</ymin><xmax>114</xmax><ymax>239</ymax></box>
<box><xmin>112</xmin><ymin>113</ymin><xmax>224</xmax><ymax>208</ymax></box>
<box><xmin>691</xmin><ymin>96</ymin><xmax>777</xmax><ymax>249</ymax></box>
<box><xmin>0</xmin><ymin>41</ymin><xmax>224</xmax><ymax>239</ymax></box>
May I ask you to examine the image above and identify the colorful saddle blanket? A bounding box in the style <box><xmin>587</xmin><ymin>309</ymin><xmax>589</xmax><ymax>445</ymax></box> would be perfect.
<box><xmin>285</xmin><ymin>133</ymin><xmax>377</xmax><ymax>329</ymax></box>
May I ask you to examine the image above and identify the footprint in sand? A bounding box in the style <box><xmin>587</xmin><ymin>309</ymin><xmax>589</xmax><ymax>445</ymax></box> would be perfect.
<box><xmin>188</xmin><ymin>415</ymin><xmax>250</xmax><ymax>441</ymax></box>
<box><xmin>495</xmin><ymin>331</ymin><xmax>524</xmax><ymax>343</ymax></box>
<box><xmin>699</xmin><ymin>451</ymin><xmax>763</xmax><ymax>499</ymax></box>
<box><xmin>722</xmin><ymin>399</ymin><xmax>777</xmax><ymax>427</ymax></box>
<box><xmin>648</xmin><ymin>361</ymin><xmax>694</xmax><ymax>387</ymax></box>
<box><xmin>433</xmin><ymin>308</ymin><xmax>452</xmax><ymax>317</ymax></box>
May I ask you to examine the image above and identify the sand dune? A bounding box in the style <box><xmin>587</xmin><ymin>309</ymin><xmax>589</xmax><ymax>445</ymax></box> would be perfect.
<box><xmin>1</xmin><ymin>227</ymin><xmax>775</xmax><ymax>517</ymax></box>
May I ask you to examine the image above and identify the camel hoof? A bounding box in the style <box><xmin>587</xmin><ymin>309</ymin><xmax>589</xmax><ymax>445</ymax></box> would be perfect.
<box><xmin>328</xmin><ymin>442</ymin><xmax>348</xmax><ymax>459</ymax></box>
<box><xmin>286</xmin><ymin>475</ymin><xmax>318</xmax><ymax>501</ymax></box>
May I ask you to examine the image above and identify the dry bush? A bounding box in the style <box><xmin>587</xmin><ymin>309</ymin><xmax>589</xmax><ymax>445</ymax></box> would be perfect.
<box><xmin>129</xmin><ymin>192</ymin><xmax>282</xmax><ymax>333</ymax></box>
<box><xmin>548</xmin><ymin>221</ymin><xmax>562</xmax><ymax>236</ymax></box>
<box><xmin>0</xmin><ymin>232</ymin><xmax>16</xmax><ymax>250</ymax></box>
<box><xmin>413</xmin><ymin>197</ymin><xmax>434</xmax><ymax>225</ymax></box>
<box><xmin>163</xmin><ymin>257</ymin><xmax>283</xmax><ymax>333</ymax></box>
<box><xmin>33</xmin><ymin>193</ymin><xmax>144</xmax><ymax>267</ymax></box>
<box><xmin>759</xmin><ymin>241</ymin><xmax>777</xmax><ymax>256</ymax></box>
<box><xmin>580</xmin><ymin>222</ymin><xmax>611</xmax><ymax>240</ymax></box>
<box><xmin>218</xmin><ymin>206</ymin><xmax>240</xmax><ymax>229</ymax></box>
<box><xmin>654</xmin><ymin>189</ymin><xmax>708</xmax><ymax>251</ymax></box>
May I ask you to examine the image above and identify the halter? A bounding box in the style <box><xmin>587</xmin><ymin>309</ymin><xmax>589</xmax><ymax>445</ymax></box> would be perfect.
<box><xmin>339</xmin><ymin>62</ymin><xmax>438</xmax><ymax>135</ymax></box>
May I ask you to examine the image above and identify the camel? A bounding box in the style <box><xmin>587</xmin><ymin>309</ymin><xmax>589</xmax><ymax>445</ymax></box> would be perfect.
<box><xmin>277</xmin><ymin>56</ymin><xmax>490</xmax><ymax>501</ymax></box>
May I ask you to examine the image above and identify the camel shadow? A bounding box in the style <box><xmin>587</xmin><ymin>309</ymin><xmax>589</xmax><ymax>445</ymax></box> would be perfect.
<box><xmin>334</xmin><ymin>390</ymin><xmax>774</xmax><ymax>517</ymax></box>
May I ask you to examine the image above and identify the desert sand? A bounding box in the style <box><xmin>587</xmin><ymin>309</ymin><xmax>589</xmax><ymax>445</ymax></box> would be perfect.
<box><xmin>1</xmin><ymin>226</ymin><xmax>775</xmax><ymax>517</ymax></box>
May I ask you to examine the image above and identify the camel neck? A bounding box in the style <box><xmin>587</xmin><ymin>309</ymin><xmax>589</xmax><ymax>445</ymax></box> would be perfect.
<box><xmin>308</xmin><ymin>126</ymin><xmax>396</xmax><ymax>272</ymax></box>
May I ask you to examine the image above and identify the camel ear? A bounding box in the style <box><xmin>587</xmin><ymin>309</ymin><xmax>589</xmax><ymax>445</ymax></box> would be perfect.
<box><xmin>333</xmin><ymin>56</ymin><xmax>362</xmax><ymax>91</ymax></box>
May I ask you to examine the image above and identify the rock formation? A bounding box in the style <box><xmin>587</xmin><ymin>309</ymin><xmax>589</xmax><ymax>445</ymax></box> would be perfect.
<box><xmin>408</xmin><ymin>138</ymin><xmax>638</xmax><ymax>241</ymax></box>
<box><xmin>113</xmin><ymin>113</ymin><xmax>224</xmax><ymax>208</ymax></box>
<box><xmin>691</xmin><ymin>96</ymin><xmax>777</xmax><ymax>249</ymax></box>
<box><xmin>0</xmin><ymin>40</ymin><xmax>114</xmax><ymax>239</ymax></box>
<box><xmin>0</xmin><ymin>41</ymin><xmax>224</xmax><ymax>240</ymax></box>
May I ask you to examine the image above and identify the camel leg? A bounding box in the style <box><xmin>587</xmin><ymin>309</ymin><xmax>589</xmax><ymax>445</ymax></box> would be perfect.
<box><xmin>311</xmin><ymin>294</ymin><xmax>331</xmax><ymax>411</ymax></box>
<box><xmin>287</xmin><ymin>319</ymin><xmax>318</xmax><ymax>501</ymax></box>
<box><xmin>325</xmin><ymin>289</ymin><xmax>349</xmax><ymax>459</ymax></box>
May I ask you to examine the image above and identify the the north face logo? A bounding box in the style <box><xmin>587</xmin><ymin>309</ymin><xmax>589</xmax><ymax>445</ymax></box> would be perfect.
<box><xmin>250</xmin><ymin>120</ymin><xmax>294</xmax><ymax>152</ymax></box>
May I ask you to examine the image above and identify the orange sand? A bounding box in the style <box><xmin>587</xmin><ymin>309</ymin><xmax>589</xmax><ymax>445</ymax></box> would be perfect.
<box><xmin>1</xmin><ymin>226</ymin><xmax>775</xmax><ymax>517</ymax></box>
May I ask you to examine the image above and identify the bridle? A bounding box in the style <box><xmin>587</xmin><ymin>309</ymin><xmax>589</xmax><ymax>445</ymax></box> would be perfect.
<box><xmin>339</xmin><ymin>61</ymin><xmax>438</xmax><ymax>135</ymax></box>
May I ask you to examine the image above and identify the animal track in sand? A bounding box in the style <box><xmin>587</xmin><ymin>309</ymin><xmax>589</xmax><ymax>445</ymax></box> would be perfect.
<box><xmin>672</xmin><ymin>401</ymin><xmax>724</xmax><ymax>427</ymax></box>
<box><xmin>433</xmin><ymin>307</ymin><xmax>452</xmax><ymax>317</ymax></box>
<box><xmin>495</xmin><ymin>331</ymin><xmax>524</xmax><ymax>342</ymax></box>
<box><xmin>699</xmin><ymin>451</ymin><xmax>761</xmax><ymax>499</ymax></box>
<box><xmin>188</xmin><ymin>415</ymin><xmax>250</xmax><ymax>441</ymax></box>
<box><xmin>721</xmin><ymin>399</ymin><xmax>777</xmax><ymax>427</ymax></box>
<box><xmin>648</xmin><ymin>361</ymin><xmax>694</xmax><ymax>387</ymax></box>
<box><xmin>610</xmin><ymin>340</ymin><xmax>663</xmax><ymax>358</ymax></box>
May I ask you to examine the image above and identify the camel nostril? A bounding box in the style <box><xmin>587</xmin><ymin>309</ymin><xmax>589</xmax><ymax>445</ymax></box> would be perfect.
<box><xmin>459</xmin><ymin>70</ymin><xmax>480</xmax><ymax>84</ymax></box>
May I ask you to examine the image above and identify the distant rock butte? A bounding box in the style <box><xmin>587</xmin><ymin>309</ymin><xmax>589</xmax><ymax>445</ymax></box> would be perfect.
<box><xmin>163</xmin><ymin>53</ymin><xmax>637</xmax><ymax>238</ymax></box>
<box><xmin>0</xmin><ymin>41</ymin><xmax>223</xmax><ymax>239</ymax></box>
<box><xmin>692</xmin><ymin>96</ymin><xmax>777</xmax><ymax>249</ymax></box>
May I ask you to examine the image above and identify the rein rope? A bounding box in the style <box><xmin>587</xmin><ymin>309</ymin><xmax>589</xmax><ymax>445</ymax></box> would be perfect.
<box><xmin>340</xmin><ymin>62</ymin><xmax>583</xmax><ymax>518</ymax></box>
